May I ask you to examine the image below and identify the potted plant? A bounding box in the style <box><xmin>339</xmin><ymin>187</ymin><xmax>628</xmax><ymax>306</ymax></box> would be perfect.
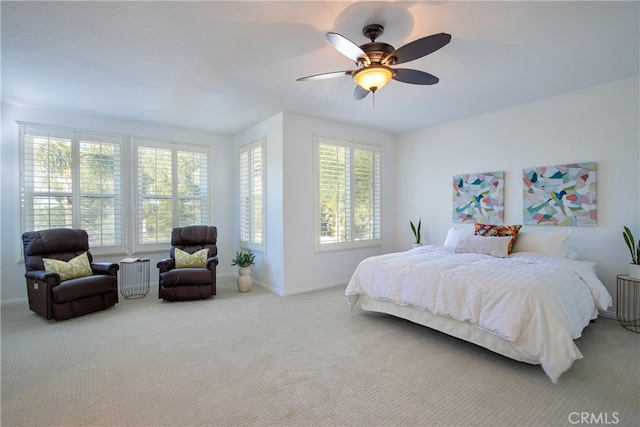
<box><xmin>410</xmin><ymin>218</ymin><xmax>422</xmax><ymax>248</ymax></box>
<box><xmin>623</xmin><ymin>226</ymin><xmax>640</xmax><ymax>279</ymax></box>
<box><xmin>231</xmin><ymin>250</ymin><xmax>256</xmax><ymax>292</ymax></box>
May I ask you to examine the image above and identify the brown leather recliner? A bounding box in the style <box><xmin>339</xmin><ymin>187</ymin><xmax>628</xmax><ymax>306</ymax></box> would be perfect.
<box><xmin>22</xmin><ymin>228</ymin><xmax>119</xmax><ymax>321</ymax></box>
<box><xmin>157</xmin><ymin>225</ymin><xmax>218</xmax><ymax>301</ymax></box>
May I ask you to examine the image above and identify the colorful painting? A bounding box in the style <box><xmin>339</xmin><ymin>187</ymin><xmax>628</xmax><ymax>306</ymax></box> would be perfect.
<box><xmin>522</xmin><ymin>162</ymin><xmax>596</xmax><ymax>226</ymax></box>
<box><xmin>453</xmin><ymin>171</ymin><xmax>504</xmax><ymax>223</ymax></box>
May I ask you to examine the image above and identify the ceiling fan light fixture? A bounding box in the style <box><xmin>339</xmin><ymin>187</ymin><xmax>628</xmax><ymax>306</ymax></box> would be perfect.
<box><xmin>353</xmin><ymin>65</ymin><xmax>393</xmax><ymax>93</ymax></box>
<box><xmin>297</xmin><ymin>25</ymin><xmax>451</xmax><ymax>100</ymax></box>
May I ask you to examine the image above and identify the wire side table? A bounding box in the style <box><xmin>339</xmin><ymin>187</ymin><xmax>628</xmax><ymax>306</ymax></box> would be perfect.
<box><xmin>119</xmin><ymin>258</ymin><xmax>150</xmax><ymax>299</ymax></box>
<box><xmin>616</xmin><ymin>275</ymin><xmax>639</xmax><ymax>333</ymax></box>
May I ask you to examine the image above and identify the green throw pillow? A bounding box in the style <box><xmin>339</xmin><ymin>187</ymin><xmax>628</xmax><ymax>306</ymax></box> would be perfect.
<box><xmin>175</xmin><ymin>248</ymin><xmax>208</xmax><ymax>268</ymax></box>
<box><xmin>43</xmin><ymin>252</ymin><xmax>93</xmax><ymax>281</ymax></box>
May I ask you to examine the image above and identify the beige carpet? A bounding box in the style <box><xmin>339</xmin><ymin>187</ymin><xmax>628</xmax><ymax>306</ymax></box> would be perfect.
<box><xmin>1</xmin><ymin>279</ymin><xmax>639</xmax><ymax>427</ymax></box>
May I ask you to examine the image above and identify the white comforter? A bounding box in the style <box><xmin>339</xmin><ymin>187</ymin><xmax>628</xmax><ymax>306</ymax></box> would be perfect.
<box><xmin>345</xmin><ymin>245</ymin><xmax>612</xmax><ymax>383</ymax></box>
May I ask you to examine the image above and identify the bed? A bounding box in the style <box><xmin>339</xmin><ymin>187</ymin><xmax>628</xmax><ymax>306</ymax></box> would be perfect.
<box><xmin>345</xmin><ymin>227</ymin><xmax>612</xmax><ymax>383</ymax></box>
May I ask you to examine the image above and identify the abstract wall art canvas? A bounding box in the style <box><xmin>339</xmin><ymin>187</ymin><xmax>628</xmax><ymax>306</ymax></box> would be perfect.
<box><xmin>453</xmin><ymin>171</ymin><xmax>504</xmax><ymax>224</ymax></box>
<box><xmin>522</xmin><ymin>162</ymin><xmax>596</xmax><ymax>226</ymax></box>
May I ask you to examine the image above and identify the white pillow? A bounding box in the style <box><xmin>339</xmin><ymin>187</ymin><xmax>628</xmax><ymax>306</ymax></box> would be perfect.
<box><xmin>511</xmin><ymin>229</ymin><xmax>572</xmax><ymax>257</ymax></box>
<box><xmin>443</xmin><ymin>227</ymin><xmax>458</xmax><ymax>248</ymax></box>
<box><xmin>443</xmin><ymin>226</ymin><xmax>474</xmax><ymax>248</ymax></box>
<box><xmin>455</xmin><ymin>235</ymin><xmax>512</xmax><ymax>258</ymax></box>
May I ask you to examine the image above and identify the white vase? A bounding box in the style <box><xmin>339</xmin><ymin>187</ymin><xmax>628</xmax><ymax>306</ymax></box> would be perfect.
<box><xmin>412</xmin><ymin>243</ymin><xmax>423</xmax><ymax>249</ymax></box>
<box><xmin>237</xmin><ymin>267</ymin><xmax>252</xmax><ymax>292</ymax></box>
<box><xmin>629</xmin><ymin>264</ymin><xmax>640</xmax><ymax>280</ymax></box>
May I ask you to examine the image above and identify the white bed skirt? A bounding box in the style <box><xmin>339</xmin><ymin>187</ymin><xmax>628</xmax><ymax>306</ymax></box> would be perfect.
<box><xmin>358</xmin><ymin>295</ymin><xmax>540</xmax><ymax>365</ymax></box>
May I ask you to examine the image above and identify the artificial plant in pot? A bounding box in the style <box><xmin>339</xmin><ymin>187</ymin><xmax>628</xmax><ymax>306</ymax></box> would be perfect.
<box><xmin>623</xmin><ymin>226</ymin><xmax>640</xmax><ymax>279</ymax></box>
<box><xmin>410</xmin><ymin>218</ymin><xmax>422</xmax><ymax>248</ymax></box>
<box><xmin>232</xmin><ymin>250</ymin><xmax>256</xmax><ymax>292</ymax></box>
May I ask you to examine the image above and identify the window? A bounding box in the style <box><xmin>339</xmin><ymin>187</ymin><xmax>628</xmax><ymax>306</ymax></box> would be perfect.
<box><xmin>20</xmin><ymin>124</ymin><xmax>124</xmax><ymax>253</ymax></box>
<box><xmin>135</xmin><ymin>139</ymin><xmax>209</xmax><ymax>251</ymax></box>
<box><xmin>19</xmin><ymin>123</ymin><xmax>211</xmax><ymax>256</ymax></box>
<box><xmin>239</xmin><ymin>138</ymin><xmax>265</xmax><ymax>252</ymax></box>
<box><xmin>314</xmin><ymin>134</ymin><xmax>381</xmax><ymax>252</ymax></box>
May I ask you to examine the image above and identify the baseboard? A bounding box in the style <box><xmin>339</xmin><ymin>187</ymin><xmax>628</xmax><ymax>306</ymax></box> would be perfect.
<box><xmin>252</xmin><ymin>280</ymin><xmax>281</xmax><ymax>295</ymax></box>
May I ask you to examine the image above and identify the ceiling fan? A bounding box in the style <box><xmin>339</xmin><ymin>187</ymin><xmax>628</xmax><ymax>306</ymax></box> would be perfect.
<box><xmin>297</xmin><ymin>24</ymin><xmax>451</xmax><ymax>100</ymax></box>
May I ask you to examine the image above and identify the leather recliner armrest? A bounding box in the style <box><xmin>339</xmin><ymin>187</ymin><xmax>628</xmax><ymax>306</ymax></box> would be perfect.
<box><xmin>25</xmin><ymin>270</ymin><xmax>60</xmax><ymax>283</ymax></box>
<box><xmin>206</xmin><ymin>257</ymin><xmax>219</xmax><ymax>270</ymax></box>
<box><xmin>157</xmin><ymin>258</ymin><xmax>175</xmax><ymax>273</ymax></box>
<box><xmin>91</xmin><ymin>262</ymin><xmax>119</xmax><ymax>276</ymax></box>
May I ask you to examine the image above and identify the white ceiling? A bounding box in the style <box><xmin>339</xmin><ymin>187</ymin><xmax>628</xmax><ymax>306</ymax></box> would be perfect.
<box><xmin>2</xmin><ymin>1</ymin><xmax>639</xmax><ymax>136</ymax></box>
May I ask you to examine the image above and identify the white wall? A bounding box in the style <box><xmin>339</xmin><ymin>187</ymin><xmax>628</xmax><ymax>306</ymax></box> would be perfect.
<box><xmin>1</xmin><ymin>103</ymin><xmax>234</xmax><ymax>301</ymax></box>
<box><xmin>233</xmin><ymin>113</ymin><xmax>286</xmax><ymax>295</ymax></box>
<box><xmin>280</xmin><ymin>112</ymin><xmax>396</xmax><ymax>295</ymax></box>
<box><xmin>233</xmin><ymin>112</ymin><xmax>396</xmax><ymax>296</ymax></box>
<box><xmin>3</xmin><ymin>77</ymin><xmax>637</xmax><ymax>306</ymax></box>
<box><xmin>394</xmin><ymin>77</ymin><xmax>640</xmax><ymax>316</ymax></box>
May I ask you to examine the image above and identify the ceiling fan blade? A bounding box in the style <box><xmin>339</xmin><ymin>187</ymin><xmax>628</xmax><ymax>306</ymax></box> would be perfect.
<box><xmin>392</xmin><ymin>68</ymin><xmax>440</xmax><ymax>85</ymax></box>
<box><xmin>353</xmin><ymin>85</ymin><xmax>370</xmax><ymax>100</ymax></box>
<box><xmin>326</xmin><ymin>32</ymin><xmax>370</xmax><ymax>64</ymax></box>
<box><xmin>297</xmin><ymin>70</ymin><xmax>355</xmax><ymax>81</ymax></box>
<box><xmin>383</xmin><ymin>33</ymin><xmax>451</xmax><ymax>66</ymax></box>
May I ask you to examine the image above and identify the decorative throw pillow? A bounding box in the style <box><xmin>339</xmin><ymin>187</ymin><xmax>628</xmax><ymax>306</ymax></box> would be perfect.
<box><xmin>474</xmin><ymin>223</ymin><xmax>499</xmax><ymax>236</ymax></box>
<box><xmin>455</xmin><ymin>236</ymin><xmax>512</xmax><ymax>258</ymax></box>
<box><xmin>474</xmin><ymin>223</ymin><xmax>522</xmax><ymax>254</ymax></box>
<box><xmin>43</xmin><ymin>252</ymin><xmax>92</xmax><ymax>282</ymax></box>
<box><xmin>496</xmin><ymin>224</ymin><xmax>522</xmax><ymax>254</ymax></box>
<box><xmin>174</xmin><ymin>248</ymin><xmax>208</xmax><ymax>268</ymax></box>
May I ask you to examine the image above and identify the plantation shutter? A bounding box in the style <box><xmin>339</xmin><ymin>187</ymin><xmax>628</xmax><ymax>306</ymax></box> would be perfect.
<box><xmin>315</xmin><ymin>134</ymin><xmax>381</xmax><ymax>251</ymax></box>
<box><xmin>353</xmin><ymin>146</ymin><xmax>381</xmax><ymax>241</ymax></box>
<box><xmin>136</xmin><ymin>141</ymin><xmax>209</xmax><ymax>250</ymax></box>
<box><xmin>239</xmin><ymin>149</ymin><xmax>251</xmax><ymax>243</ymax></box>
<box><xmin>239</xmin><ymin>138</ymin><xmax>265</xmax><ymax>250</ymax></box>
<box><xmin>177</xmin><ymin>150</ymin><xmax>208</xmax><ymax>227</ymax></box>
<box><xmin>21</xmin><ymin>126</ymin><xmax>74</xmax><ymax>231</ymax></box>
<box><xmin>137</xmin><ymin>146</ymin><xmax>173</xmax><ymax>244</ymax></box>
<box><xmin>78</xmin><ymin>134</ymin><xmax>123</xmax><ymax>247</ymax></box>
<box><xmin>20</xmin><ymin>124</ymin><xmax>124</xmax><ymax>252</ymax></box>
<box><xmin>318</xmin><ymin>142</ymin><xmax>350</xmax><ymax>244</ymax></box>
<box><xmin>250</xmin><ymin>143</ymin><xmax>263</xmax><ymax>245</ymax></box>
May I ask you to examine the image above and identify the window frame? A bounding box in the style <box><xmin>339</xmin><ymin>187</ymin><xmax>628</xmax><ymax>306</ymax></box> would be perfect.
<box><xmin>19</xmin><ymin>122</ymin><xmax>125</xmax><ymax>256</ymax></box>
<box><xmin>313</xmin><ymin>133</ymin><xmax>382</xmax><ymax>253</ymax></box>
<box><xmin>133</xmin><ymin>137</ymin><xmax>211</xmax><ymax>254</ymax></box>
<box><xmin>239</xmin><ymin>137</ymin><xmax>266</xmax><ymax>253</ymax></box>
